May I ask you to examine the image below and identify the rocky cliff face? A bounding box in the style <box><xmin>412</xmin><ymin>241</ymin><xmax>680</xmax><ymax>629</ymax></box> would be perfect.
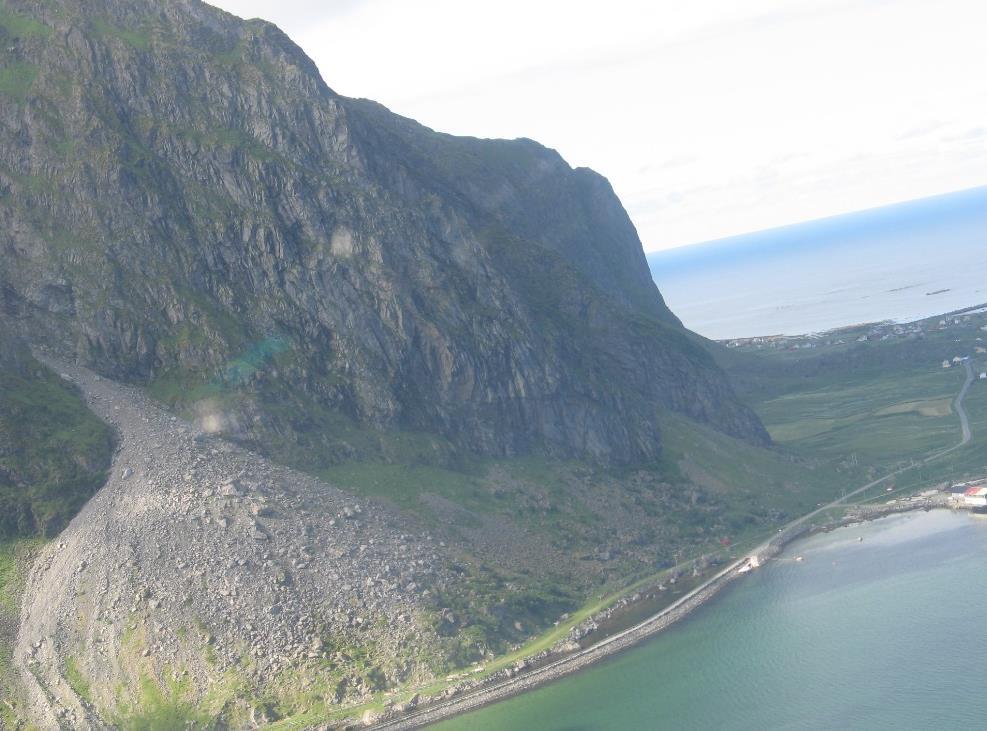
<box><xmin>0</xmin><ymin>0</ymin><xmax>766</xmax><ymax>468</ymax></box>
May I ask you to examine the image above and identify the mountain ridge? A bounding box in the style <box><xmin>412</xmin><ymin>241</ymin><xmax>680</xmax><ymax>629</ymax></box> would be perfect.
<box><xmin>0</xmin><ymin>1</ymin><xmax>801</xmax><ymax>725</ymax></box>
<box><xmin>0</xmin><ymin>0</ymin><xmax>767</xmax><ymax>468</ymax></box>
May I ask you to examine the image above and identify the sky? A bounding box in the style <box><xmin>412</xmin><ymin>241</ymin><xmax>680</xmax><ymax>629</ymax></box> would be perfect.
<box><xmin>208</xmin><ymin>0</ymin><xmax>987</xmax><ymax>251</ymax></box>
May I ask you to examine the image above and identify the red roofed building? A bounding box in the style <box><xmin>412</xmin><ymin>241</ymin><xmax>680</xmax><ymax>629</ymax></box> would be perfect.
<box><xmin>964</xmin><ymin>486</ymin><xmax>987</xmax><ymax>507</ymax></box>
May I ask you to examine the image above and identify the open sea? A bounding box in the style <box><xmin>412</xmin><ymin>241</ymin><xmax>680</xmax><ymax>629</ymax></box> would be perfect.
<box><xmin>433</xmin><ymin>510</ymin><xmax>987</xmax><ymax>730</ymax></box>
<box><xmin>648</xmin><ymin>187</ymin><xmax>987</xmax><ymax>340</ymax></box>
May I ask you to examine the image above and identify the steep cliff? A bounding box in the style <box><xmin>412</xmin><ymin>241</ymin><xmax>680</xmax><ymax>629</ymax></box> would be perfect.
<box><xmin>0</xmin><ymin>2</ymin><xmax>798</xmax><ymax>725</ymax></box>
<box><xmin>0</xmin><ymin>0</ymin><xmax>767</xmax><ymax>469</ymax></box>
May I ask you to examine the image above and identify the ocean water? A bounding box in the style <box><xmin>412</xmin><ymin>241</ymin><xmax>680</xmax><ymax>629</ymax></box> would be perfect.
<box><xmin>648</xmin><ymin>187</ymin><xmax>987</xmax><ymax>340</ymax></box>
<box><xmin>433</xmin><ymin>510</ymin><xmax>987</xmax><ymax>730</ymax></box>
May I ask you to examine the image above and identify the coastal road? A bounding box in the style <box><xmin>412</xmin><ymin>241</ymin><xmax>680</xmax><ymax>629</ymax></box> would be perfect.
<box><xmin>768</xmin><ymin>359</ymin><xmax>973</xmax><ymax>538</ymax></box>
<box><xmin>372</xmin><ymin>360</ymin><xmax>977</xmax><ymax>730</ymax></box>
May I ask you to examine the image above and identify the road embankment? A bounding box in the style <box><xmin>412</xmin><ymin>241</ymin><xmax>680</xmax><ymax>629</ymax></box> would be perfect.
<box><xmin>372</xmin><ymin>541</ymin><xmax>784</xmax><ymax>730</ymax></box>
<box><xmin>373</xmin><ymin>500</ymin><xmax>961</xmax><ymax>729</ymax></box>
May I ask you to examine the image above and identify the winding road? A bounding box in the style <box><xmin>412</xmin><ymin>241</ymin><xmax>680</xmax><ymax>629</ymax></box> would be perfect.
<box><xmin>949</xmin><ymin>360</ymin><xmax>973</xmax><ymax>449</ymax></box>
<box><xmin>373</xmin><ymin>361</ymin><xmax>977</xmax><ymax>730</ymax></box>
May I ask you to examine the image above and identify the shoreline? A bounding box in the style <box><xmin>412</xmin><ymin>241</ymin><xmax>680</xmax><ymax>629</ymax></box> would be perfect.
<box><xmin>715</xmin><ymin>300</ymin><xmax>987</xmax><ymax>344</ymax></box>
<box><xmin>371</xmin><ymin>498</ymin><xmax>958</xmax><ymax>730</ymax></box>
<box><xmin>370</xmin><ymin>550</ymin><xmax>766</xmax><ymax>730</ymax></box>
<box><xmin>367</xmin><ymin>316</ymin><xmax>978</xmax><ymax>729</ymax></box>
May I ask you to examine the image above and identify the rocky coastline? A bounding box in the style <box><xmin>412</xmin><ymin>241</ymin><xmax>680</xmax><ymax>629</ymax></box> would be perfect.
<box><xmin>367</xmin><ymin>497</ymin><xmax>960</xmax><ymax>730</ymax></box>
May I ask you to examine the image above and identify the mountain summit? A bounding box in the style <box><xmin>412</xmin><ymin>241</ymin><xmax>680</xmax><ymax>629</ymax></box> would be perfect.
<box><xmin>0</xmin><ymin>0</ymin><xmax>766</xmax><ymax>466</ymax></box>
<box><xmin>0</xmin><ymin>1</ymin><xmax>793</xmax><ymax>726</ymax></box>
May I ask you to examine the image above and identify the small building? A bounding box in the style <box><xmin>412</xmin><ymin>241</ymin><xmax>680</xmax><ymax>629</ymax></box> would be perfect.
<box><xmin>949</xmin><ymin>484</ymin><xmax>969</xmax><ymax>499</ymax></box>
<box><xmin>943</xmin><ymin>360</ymin><xmax>952</xmax><ymax>369</ymax></box>
<box><xmin>980</xmin><ymin>373</ymin><xmax>987</xmax><ymax>380</ymax></box>
<box><xmin>953</xmin><ymin>356</ymin><xmax>965</xmax><ymax>364</ymax></box>
<box><xmin>963</xmin><ymin>487</ymin><xmax>987</xmax><ymax>508</ymax></box>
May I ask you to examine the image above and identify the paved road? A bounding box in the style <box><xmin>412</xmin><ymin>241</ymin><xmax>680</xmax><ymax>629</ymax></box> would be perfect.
<box><xmin>372</xmin><ymin>360</ymin><xmax>978</xmax><ymax>730</ymax></box>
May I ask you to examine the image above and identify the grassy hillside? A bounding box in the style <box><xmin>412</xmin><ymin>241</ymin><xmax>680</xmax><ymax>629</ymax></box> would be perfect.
<box><xmin>312</xmin><ymin>407</ymin><xmax>861</xmax><ymax>667</ymax></box>
<box><xmin>756</xmin><ymin>365</ymin><xmax>963</xmax><ymax>468</ymax></box>
<box><xmin>0</xmin><ymin>338</ymin><xmax>114</xmax><ymax>719</ymax></box>
<box><xmin>717</xmin><ymin>304</ymin><xmax>987</xmax><ymax>489</ymax></box>
<box><xmin>0</xmin><ymin>538</ymin><xmax>42</xmax><ymax>725</ymax></box>
<box><xmin>0</xmin><ymin>344</ymin><xmax>114</xmax><ymax>539</ymax></box>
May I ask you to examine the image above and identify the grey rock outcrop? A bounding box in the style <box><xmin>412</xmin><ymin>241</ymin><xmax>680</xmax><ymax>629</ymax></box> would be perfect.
<box><xmin>0</xmin><ymin>0</ymin><xmax>767</xmax><ymax>469</ymax></box>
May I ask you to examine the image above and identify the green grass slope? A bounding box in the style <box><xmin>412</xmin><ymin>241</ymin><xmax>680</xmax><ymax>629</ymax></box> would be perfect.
<box><xmin>0</xmin><ymin>345</ymin><xmax>114</xmax><ymax>539</ymax></box>
<box><xmin>718</xmin><ymin>305</ymin><xmax>987</xmax><ymax>489</ymax></box>
<box><xmin>0</xmin><ymin>336</ymin><xmax>114</xmax><ymax>718</ymax></box>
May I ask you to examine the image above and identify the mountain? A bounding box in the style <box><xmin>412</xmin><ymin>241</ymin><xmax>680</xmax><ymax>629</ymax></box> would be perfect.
<box><xmin>0</xmin><ymin>0</ymin><xmax>766</xmax><ymax>470</ymax></box>
<box><xmin>0</xmin><ymin>0</ymin><xmax>784</xmax><ymax>725</ymax></box>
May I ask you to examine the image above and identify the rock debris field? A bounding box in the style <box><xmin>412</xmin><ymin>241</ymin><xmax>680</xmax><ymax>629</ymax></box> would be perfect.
<box><xmin>15</xmin><ymin>356</ymin><xmax>450</xmax><ymax>728</ymax></box>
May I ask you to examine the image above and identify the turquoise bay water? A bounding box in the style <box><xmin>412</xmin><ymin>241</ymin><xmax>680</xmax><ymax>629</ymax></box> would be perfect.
<box><xmin>434</xmin><ymin>511</ymin><xmax>987</xmax><ymax>730</ymax></box>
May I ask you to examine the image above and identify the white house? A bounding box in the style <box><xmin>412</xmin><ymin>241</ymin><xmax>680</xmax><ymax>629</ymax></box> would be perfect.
<box><xmin>949</xmin><ymin>484</ymin><xmax>971</xmax><ymax>500</ymax></box>
<box><xmin>964</xmin><ymin>487</ymin><xmax>987</xmax><ymax>507</ymax></box>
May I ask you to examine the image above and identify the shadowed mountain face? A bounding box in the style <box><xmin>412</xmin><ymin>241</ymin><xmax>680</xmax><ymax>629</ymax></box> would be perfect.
<box><xmin>0</xmin><ymin>330</ymin><xmax>113</xmax><ymax>539</ymax></box>
<box><xmin>0</xmin><ymin>0</ymin><xmax>767</xmax><ymax>465</ymax></box>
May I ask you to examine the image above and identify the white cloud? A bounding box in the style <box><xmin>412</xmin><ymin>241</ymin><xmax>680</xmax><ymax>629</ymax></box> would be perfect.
<box><xmin>209</xmin><ymin>0</ymin><xmax>987</xmax><ymax>250</ymax></box>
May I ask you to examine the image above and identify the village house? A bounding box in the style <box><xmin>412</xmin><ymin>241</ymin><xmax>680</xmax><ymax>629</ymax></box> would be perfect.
<box><xmin>963</xmin><ymin>487</ymin><xmax>987</xmax><ymax>508</ymax></box>
<box><xmin>949</xmin><ymin>484</ymin><xmax>970</xmax><ymax>500</ymax></box>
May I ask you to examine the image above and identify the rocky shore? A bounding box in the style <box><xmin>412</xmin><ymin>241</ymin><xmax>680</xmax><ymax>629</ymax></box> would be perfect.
<box><xmin>368</xmin><ymin>499</ymin><xmax>959</xmax><ymax>730</ymax></box>
<box><xmin>368</xmin><ymin>546</ymin><xmax>776</xmax><ymax>730</ymax></box>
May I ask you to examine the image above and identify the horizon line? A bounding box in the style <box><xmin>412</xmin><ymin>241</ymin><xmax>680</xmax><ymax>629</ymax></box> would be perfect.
<box><xmin>646</xmin><ymin>182</ymin><xmax>987</xmax><ymax>256</ymax></box>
